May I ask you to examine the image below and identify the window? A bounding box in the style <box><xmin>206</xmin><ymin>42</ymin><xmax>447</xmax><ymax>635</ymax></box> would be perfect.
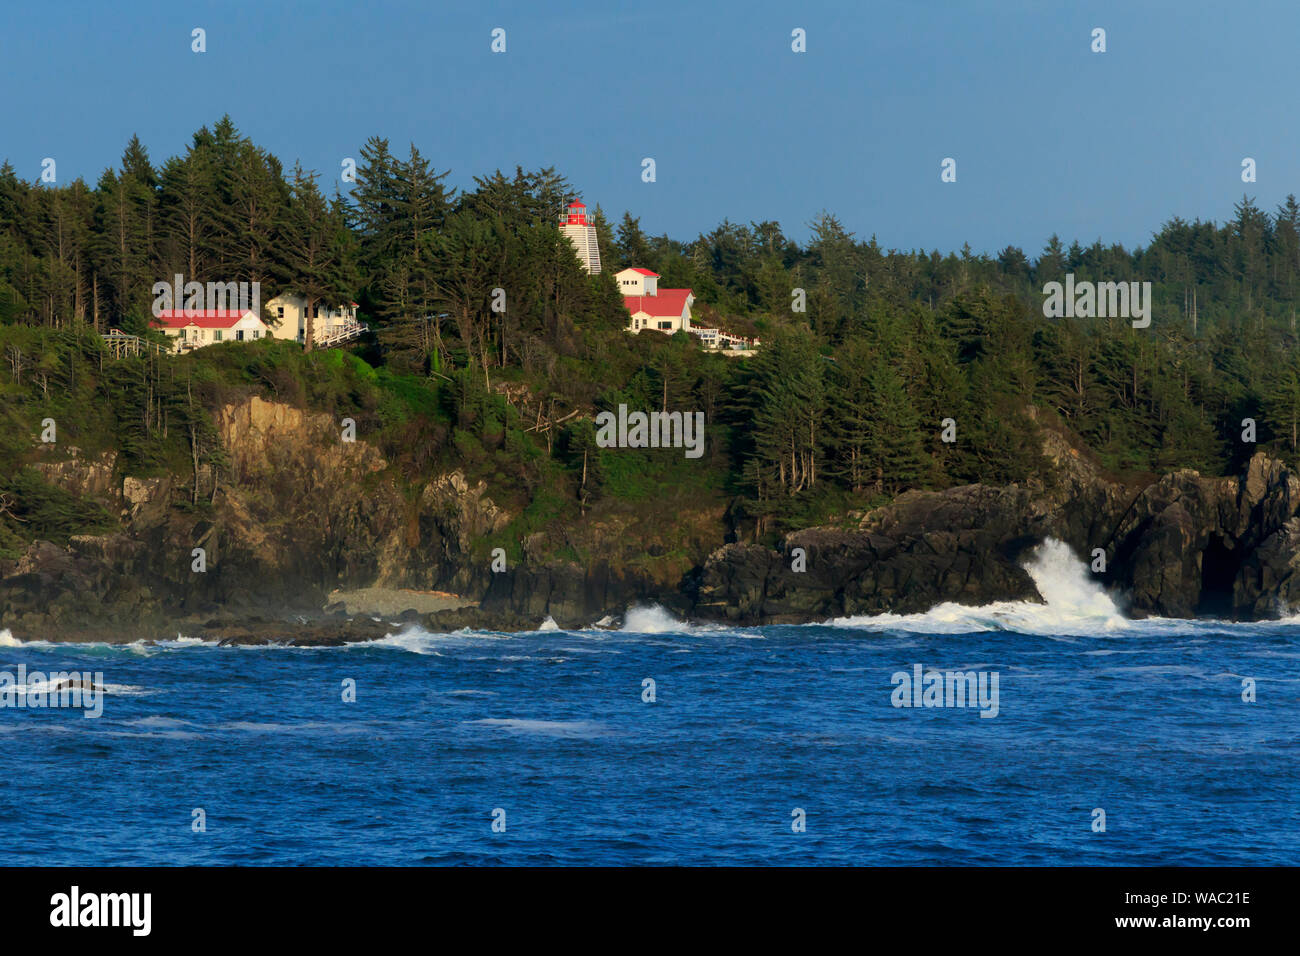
<box><xmin>277</xmin><ymin>306</ymin><xmax>284</xmax><ymax>318</ymax></box>
<box><xmin>658</xmin><ymin>321</ymin><xmax>672</xmax><ymax>330</ymax></box>
<box><xmin>236</xmin><ymin>330</ymin><xmax>245</xmax><ymax>341</ymax></box>
<box><xmin>251</xmin><ymin>330</ymin><xmax>260</xmax><ymax>339</ymax></box>
<box><xmin>213</xmin><ymin>329</ymin><xmax>223</xmax><ymax>342</ymax></box>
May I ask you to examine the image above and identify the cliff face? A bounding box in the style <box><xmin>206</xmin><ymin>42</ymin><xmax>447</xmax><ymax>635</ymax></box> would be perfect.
<box><xmin>0</xmin><ymin>397</ymin><xmax>514</xmax><ymax>639</ymax></box>
<box><xmin>692</xmin><ymin>428</ymin><xmax>1300</xmax><ymax>625</ymax></box>
<box><xmin>5</xmin><ymin>396</ymin><xmax>1300</xmax><ymax>640</ymax></box>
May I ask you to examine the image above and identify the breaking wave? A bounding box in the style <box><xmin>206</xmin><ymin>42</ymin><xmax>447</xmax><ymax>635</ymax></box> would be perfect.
<box><xmin>828</xmin><ymin>538</ymin><xmax>1200</xmax><ymax>637</ymax></box>
<box><xmin>10</xmin><ymin>539</ymin><xmax>1300</xmax><ymax>654</ymax></box>
<box><xmin>620</xmin><ymin>604</ymin><xmax>688</xmax><ymax>633</ymax></box>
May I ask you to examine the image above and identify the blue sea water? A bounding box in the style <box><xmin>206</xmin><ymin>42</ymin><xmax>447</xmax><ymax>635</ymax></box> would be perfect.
<box><xmin>1</xmin><ymin>542</ymin><xmax>1297</xmax><ymax>866</ymax></box>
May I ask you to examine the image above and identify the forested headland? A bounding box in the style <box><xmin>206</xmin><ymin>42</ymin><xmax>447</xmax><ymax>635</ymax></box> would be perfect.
<box><xmin>4</xmin><ymin>116</ymin><xmax>1300</xmax><ymax>561</ymax></box>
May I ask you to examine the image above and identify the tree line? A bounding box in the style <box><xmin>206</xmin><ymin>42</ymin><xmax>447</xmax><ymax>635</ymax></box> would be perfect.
<box><xmin>5</xmin><ymin>118</ymin><xmax>1300</xmax><ymax>546</ymax></box>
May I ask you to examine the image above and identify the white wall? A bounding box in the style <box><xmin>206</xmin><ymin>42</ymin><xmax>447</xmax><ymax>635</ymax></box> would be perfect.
<box><xmin>164</xmin><ymin>312</ymin><xmax>269</xmax><ymax>350</ymax></box>
<box><xmin>616</xmin><ymin>269</ymin><xmax>657</xmax><ymax>296</ymax></box>
<box><xmin>266</xmin><ymin>294</ymin><xmax>358</xmax><ymax>342</ymax></box>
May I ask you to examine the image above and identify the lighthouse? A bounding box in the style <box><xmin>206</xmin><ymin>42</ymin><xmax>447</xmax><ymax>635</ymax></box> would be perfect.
<box><xmin>560</xmin><ymin>200</ymin><xmax>601</xmax><ymax>274</ymax></box>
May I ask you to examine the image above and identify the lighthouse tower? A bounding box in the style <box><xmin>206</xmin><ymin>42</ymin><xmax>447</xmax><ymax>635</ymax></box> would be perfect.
<box><xmin>560</xmin><ymin>200</ymin><xmax>601</xmax><ymax>274</ymax></box>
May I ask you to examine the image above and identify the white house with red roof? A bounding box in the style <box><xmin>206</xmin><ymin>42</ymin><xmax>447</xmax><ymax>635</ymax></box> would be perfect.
<box><xmin>151</xmin><ymin>310</ymin><xmax>269</xmax><ymax>351</ymax></box>
<box><xmin>618</xmin><ymin>267</ymin><xmax>695</xmax><ymax>334</ymax></box>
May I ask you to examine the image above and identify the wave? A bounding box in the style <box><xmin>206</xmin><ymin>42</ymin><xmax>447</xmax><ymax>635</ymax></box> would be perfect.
<box><xmin>618</xmin><ymin>604</ymin><xmax>741</xmax><ymax>636</ymax></box>
<box><xmin>825</xmin><ymin>537</ymin><xmax>1300</xmax><ymax>637</ymax></box>
<box><xmin>469</xmin><ymin>718</ymin><xmax>610</xmax><ymax>738</ymax></box>
<box><xmin>9</xmin><ymin>539</ymin><xmax>1300</xmax><ymax>652</ymax></box>
<box><xmin>0</xmin><ymin>632</ymin><xmax>219</xmax><ymax>655</ymax></box>
<box><xmin>355</xmin><ymin>625</ymin><xmax>510</xmax><ymax>654</ymax></box>
<box><xmin>0</xmin><ymin>676</ymin><xmax>146</xmax><ymax>697</ymax></box>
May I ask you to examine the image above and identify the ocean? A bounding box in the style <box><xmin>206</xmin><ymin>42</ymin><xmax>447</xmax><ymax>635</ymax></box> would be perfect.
<box><xmin>2</xmin><ymin>541</ymin><xmax>1296</xmax><ymax>866</ymax></box>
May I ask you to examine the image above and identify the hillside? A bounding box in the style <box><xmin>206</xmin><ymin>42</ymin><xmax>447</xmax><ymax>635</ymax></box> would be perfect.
<box><xmin>6</xmin><ymin>120</ymin><xmax>1300</xmax><ymax>636</ymax></box>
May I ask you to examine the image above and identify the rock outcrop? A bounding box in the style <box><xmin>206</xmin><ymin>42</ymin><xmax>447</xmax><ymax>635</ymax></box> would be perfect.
<box><xmin>7</xmin><ymin>395</ymin><xmax>1300</xmax><ymax>641</ymax></box>
<box><xmin>692</xmin><ymin>432</ymin><xmax>1300</xmax><ymax>624</ymax></box>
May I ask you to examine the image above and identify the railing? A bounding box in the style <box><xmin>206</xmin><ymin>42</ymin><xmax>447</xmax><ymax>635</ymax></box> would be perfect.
<box><xmin>688</xmin><ymin>327</ymin><xmax>760</xmax><ymax>350</ymax></box>
<box><xmin>101</xmin><ymin>330</ymin><xmax>171</xmax><ymax>358</ymax></box>
<box><xmin>315</xmin><ymin>321</ymin><xmax>369</xmax><ymax>348</ymax></box>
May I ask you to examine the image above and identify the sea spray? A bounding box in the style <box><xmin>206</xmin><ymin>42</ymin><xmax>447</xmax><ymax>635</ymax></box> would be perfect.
<box><xmin>621</xmin><ymin>605</ymin><xmax>688</xmax><ymax>633</ymax></box>
<box><xmin>827</xmin><ymin>537</ymin><xmax>1131</xmax><ymax>636</ymax></box>
<box><xmin>1022</xmin><ymin>539</ymin><xmax>1124</xmax><ymax>621</ymax></box>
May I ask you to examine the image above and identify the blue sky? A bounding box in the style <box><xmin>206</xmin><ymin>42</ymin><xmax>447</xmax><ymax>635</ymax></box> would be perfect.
<box><xmin>2</xmin><ymin>0</ymin><xmax>1296</xmax><ymax>257</ymax></box>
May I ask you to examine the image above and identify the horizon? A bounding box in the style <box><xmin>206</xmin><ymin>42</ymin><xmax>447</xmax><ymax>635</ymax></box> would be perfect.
<box><xmin>5</xmin><ymin>0</ymin><xmax>1300</xmax><ymax>256</ymax></box>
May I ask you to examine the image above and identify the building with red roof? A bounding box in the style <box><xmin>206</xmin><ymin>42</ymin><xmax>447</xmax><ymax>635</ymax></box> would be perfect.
<box><xmin>151</xmin><ymin>309</ymin><xmax>269</xmax><ymax>351</ymax></box>
<box><xmin>560</xmin><ymin>201</ymin><xmax>601</xmax><ymax>274</ymax></box>
<box><xmin>617</xmin><ymin>267</ymin><xmax>695</xmax><ymax>334</ymax></box>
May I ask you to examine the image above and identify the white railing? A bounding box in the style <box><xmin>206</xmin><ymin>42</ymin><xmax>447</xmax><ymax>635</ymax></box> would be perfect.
<box><xmin>315</xmin><ymin>321</ymin><xmax>368</xmax><ymax>348</ymax></box>
<box><xmin>689</xmin><ymin>327</ymin><xmax>759</xmax><ymax>350</ymax></box>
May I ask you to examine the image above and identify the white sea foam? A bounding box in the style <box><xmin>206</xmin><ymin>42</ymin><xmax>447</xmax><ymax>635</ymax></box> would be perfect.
<box><xmin>152</xmin><ymin>636</ymin><xmax>215</xmax><ymax>649</ymax></box>
<box><xmin>123</xmin><ymin>716</ymin><xmax>196</xmax><ymax>728</ymax></box>
<box><xmin>827</xmin><ymin>538</ymin><xmax>1204</xmax><ymax>637</ymax></box>
<box><xmin>618</xmin><ymin>604</ymin><xmax>737</xmax><ymax>635</ymax></box>
<box><xmin>470</xmin><ymin>717</ymin><xmax>609</xmax><ymax>737</ymax></box>
<box><xmin>14</xmin><ymin>536</ymin><xmax>1300</xmax><ymax>655</ymax></box>
<box><xmin>1</xmin><ymin>677</ymin><xmax>144</xmax><ymax>696</ymax></box>
<box><xmin>620</xmin><ymin>604</ymin><xmax>685</xmax><ymax>633</ymax></box>
<box><xmin>356</xmin><ymin>626</ymin><xmax>516</xmax><ymax>654</ymax></box>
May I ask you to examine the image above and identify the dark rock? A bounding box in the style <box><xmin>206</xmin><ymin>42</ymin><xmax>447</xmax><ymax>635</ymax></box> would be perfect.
<box><xmin>8</xmin><ymin>394</ymin><xmax>1300</xmax><ymax>639</ymax></box>
<box><xmin>692</xmin><ymin>449</ymin><xmax>1300</xmax><ymax>624</ymax></box>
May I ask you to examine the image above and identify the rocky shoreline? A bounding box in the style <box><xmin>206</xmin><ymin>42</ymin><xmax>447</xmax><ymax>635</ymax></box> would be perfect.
<box><xmin>5</xmin><ymin>397</ymin><xmax>1300</xmax><ymax>644</ymax></box>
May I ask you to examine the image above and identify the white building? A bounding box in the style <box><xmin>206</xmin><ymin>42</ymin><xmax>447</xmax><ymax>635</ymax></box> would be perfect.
<box><xmin>616</xmin><ymin>267</ymin><xmax>759</xmax><ymax>352</ymax></box>
<box><xmin>560</xmin><ymin>201</ymin><xmax>601</xmax><ymax>274</ymax></box>
<box><xmin>616</xmin><ymin>267</ymin><xmax>658</xmax><ymax>296</ymax></box>
<box><xmin>619</xmin><ymin>267</ymin><xmax>694</xmax><ymax>334</ymax></box>
<box><xmin>265</xmin><ymin>293</ymin><xmax>366</xmax><ymax>346</ymax></box>
<box><xmin>151</xmin><ymin>310</ymin><xmax>269</xmax><ymax>352</ymax></box>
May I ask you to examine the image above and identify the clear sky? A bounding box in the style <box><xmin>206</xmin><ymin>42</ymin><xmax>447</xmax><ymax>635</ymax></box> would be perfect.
<box><xmin>2</xmin><ymin>0</ymin><xmax>1296</xmax><ymax>257</ymax></box>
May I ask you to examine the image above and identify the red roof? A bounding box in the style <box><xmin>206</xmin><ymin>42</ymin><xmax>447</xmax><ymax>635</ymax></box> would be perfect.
<box><xmin>151</xmin><ymin>310</ymin><xmax>260</xmax><ymax>329</ymax></box>
<box><xmin>625</xmin><ymin>267</ymin><xmax>659</xmax><ymax>276</ymax></box>
<box><xmin>624</xmin><ymin>289</ymin><xmax>693</xmax><ymax>319</ymax></box>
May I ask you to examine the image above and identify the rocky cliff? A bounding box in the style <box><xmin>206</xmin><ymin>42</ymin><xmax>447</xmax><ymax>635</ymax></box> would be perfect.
<box><xmin>692</xmin><ymin>425</ymin><xmax>1300</xmax><ymax>624</ymax></box>
<box><xmin>1</xmin><ymin>397</ymin><xmax>513</xmax><ymax>640</ymax></box>
<box><xmin>4</xmin><ymin>397</ymin><xmax>1300</xmax><ymax>641</ymax></box>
